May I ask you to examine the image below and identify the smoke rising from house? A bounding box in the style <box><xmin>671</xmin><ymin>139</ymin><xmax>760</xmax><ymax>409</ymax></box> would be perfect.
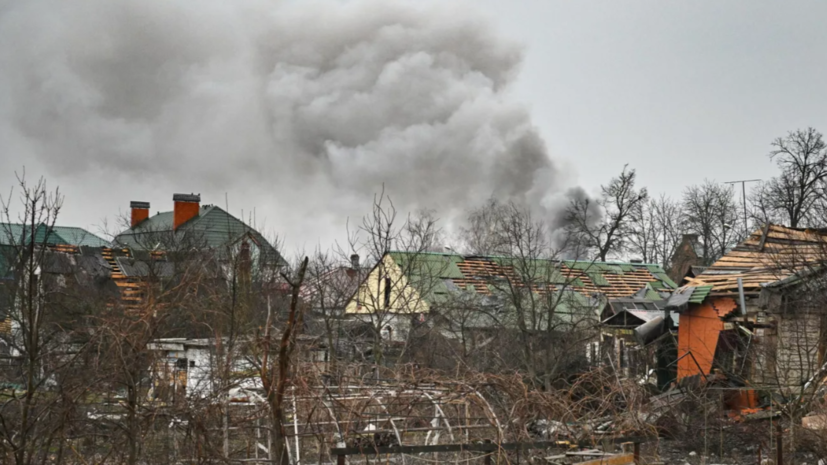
<box><xmin>0</xmin><ymin>0</ymin><xmax>581</xmax><ymax>247</ymax></box>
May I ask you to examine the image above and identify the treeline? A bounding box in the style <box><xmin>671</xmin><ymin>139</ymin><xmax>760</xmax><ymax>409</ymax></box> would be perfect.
<box><xmin>563</xmin><ymin>127</ymin><xmax>827</xmax><ymax>267</ymax></box>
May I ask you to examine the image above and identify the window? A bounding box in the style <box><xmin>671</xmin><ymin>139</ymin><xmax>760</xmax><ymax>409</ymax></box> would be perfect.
<box><xmin>176</xmin><ymin>358</ymin><xmax>189</xmax><ymax>369</ymax></box>
<box><xmin>383</xmin><ymin>277</ymin><xmax>391</xmax><ymax>309</ymax></box>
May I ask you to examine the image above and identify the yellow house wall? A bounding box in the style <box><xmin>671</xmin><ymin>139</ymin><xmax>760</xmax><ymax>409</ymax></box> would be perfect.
<box><xmin>344</xmin><ymin>254</ymin><xmax>431</xmax><ymax>314</ymax></box>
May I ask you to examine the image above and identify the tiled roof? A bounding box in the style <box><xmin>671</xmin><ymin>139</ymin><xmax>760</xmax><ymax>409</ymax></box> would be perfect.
<box><xmin>387</xmin><ymin>252</ymin><xmax>675</xmax><ymax>302</ymax></box>
<box><xmin>683</xmin><ymin>224</ymin><xmax>827</xmax><ymax>295</ymax></box>
<box><xmin>115</xmin><ymin>206</ymin><xmax>283</xmax><ymax>265</ymax></box>
<box><xmin>50</xmin><ymin>226</ymin><xmax>110</xmax><ymax>248</ymax></box>
<box><xmin>0</xmin><ymin>223</ymin><xmax>108</xmax><ymax>248</ymax></box>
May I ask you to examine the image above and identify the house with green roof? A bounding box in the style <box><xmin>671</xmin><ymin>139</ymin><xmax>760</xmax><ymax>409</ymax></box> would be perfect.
<box><xmin>0</xmin><ymin>223</ymin><xmax>109</xmax><ymax>249</ymax></box>
<box><xmin>0</xmin><ymin>222</ymin><xmax>109</xmax><ymax>280</ymax></box>
<box><xmin>345</xmin><ymin>251</ymin><xmax>675</xmax><ymax>314</ymax></box>
<box><xmin>0</xmin><ymin>222</ymin><xmax>117</xmax><ymax>339</ymax></box>
<box><xmin>114</xmin><ymin>194</ymin><xmax>283</xmax><ymax>270</ymax></box>
<box><xmin>343</xmin><ymin>251</ymin><xmax>675</xmax><ymax>347</ymax></box>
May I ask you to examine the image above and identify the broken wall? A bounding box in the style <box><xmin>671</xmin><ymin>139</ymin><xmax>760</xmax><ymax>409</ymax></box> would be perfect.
<box><xmin>677</xmin><ymin>298</ymin><xmax>737</xmax><ymax>380</ymax></box>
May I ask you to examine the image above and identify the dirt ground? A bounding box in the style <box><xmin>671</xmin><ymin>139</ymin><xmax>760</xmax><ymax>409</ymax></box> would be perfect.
<box><xmin>639</xmin><ymin>436</ymin><xmax>825</xmax><ymax>465</ymax></box>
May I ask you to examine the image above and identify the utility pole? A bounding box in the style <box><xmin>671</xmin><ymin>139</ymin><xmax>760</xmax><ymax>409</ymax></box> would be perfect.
<box><xmin>725</xmin><ymin>179</ymin><xmax>761</xmax><ymax>231</ymax></box>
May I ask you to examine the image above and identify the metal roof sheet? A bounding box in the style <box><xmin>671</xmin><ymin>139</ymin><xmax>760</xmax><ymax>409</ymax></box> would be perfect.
<box><xmin>115</xmin><ymin>206</ymin><xmax>283</xmax><ymax>265</ymax></box>
<box><xmin>388</xmin><ymin>252</ymin><xmax>674</xmax><ymax>301</ymax></box>
<box><xmin>0</xmin><ymin>223</ymin><xmax>108</xmax><ymax>248</ymax></box>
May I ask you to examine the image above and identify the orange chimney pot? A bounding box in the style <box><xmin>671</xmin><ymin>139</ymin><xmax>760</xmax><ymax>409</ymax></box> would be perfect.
<box><xmin>130</xmin><ymin>201</ymin><xmax>150</xmax><ymax>228</ymax></box>
<box><xmin>173</xmin><ymin>193</ymin><xmax>201</xmax><ymax>230</ymax></box>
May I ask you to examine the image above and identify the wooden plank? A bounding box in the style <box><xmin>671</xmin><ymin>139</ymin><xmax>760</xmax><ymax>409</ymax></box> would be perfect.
<box><xmin>758</xmin><ymin>223</ymin><xmax>771</xmax><ymax>251</ymax></box>
<box><xmin>574</xmin><ymin>454</ymin><xmax>635</xmax><ymax>465</ymax></box>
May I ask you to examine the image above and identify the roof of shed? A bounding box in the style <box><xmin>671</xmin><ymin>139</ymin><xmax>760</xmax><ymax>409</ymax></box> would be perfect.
<box><xmin>683</xmin><ymin>224</ymin><xmax>827</xmax><ymax>295</ymax></box>
<box><xmin>602</xmin><ymin>308</ymin><xmax>680</xmax><ymax>327</ymax></box>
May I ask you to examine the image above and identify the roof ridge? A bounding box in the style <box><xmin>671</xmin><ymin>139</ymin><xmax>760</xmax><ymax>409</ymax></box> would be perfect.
<box><xmin>386</xmin><ymin>250</ymin><xmax>664</xmax><ymax>267</ymax></box>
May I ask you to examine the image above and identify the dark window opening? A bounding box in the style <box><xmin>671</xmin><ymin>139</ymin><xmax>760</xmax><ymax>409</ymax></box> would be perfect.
<box><xmin>176</xmin><ymin>358</ymin><xmax>189</xmax><ymax>369</ymax></box>
<box><xmin>384</xmin><ymin>277</ymin><xmax>391</xmax><ymax>308</ymax></box>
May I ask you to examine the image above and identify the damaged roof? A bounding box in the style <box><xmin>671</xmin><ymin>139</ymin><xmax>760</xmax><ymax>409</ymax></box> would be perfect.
<box><xmin>602</xmin><ymin>308</ymin><xmax>680</xmax><ymax>327</ymax></box>
<box><xmin>386</xmin><ymin>251</ymin><xmax>675</xmax><ymax>303</ymax></box>
<box><xmin>682</xmin><ymin>224</ymin><xmax>827</xmax><ymax>296</ymax></box>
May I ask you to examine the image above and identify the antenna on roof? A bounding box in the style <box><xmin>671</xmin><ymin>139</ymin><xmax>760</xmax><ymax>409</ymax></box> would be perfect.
<box><xmin>725</xmin><ymin>179</ymin><xmax>761</xmax><ymax>233</ymax></box>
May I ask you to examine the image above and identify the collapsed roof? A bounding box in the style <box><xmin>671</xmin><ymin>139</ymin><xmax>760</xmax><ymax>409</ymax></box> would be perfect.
<box><xmin>671</xmin><ymin>224</ymin><xmax>827</xmax><ymax>306</ymax></box>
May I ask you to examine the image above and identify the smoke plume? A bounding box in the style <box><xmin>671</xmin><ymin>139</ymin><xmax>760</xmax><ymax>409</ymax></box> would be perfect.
<box><xmin>0</xmin><ymin>0</ymin><xmax>579</xmax><ymax>247</ymax></box>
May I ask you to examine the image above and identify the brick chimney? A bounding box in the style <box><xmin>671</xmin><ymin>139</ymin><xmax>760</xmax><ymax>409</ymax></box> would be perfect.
<box><xmin>130</xmin><ymin>201</ymin><xmax>150</xmax><ymax>228</ymax></box>
<box><xmin>347</xmin><ymin>253</ymin><xmax>360</xmax><ymax>278</ymax></box>
<box><xmin>668</xmin><ymin>234</ymin><xmax>701</xmax><ymax>283</ymax></box>
<box><xmin>173</xmin><ymin>193</ymin><xmax>201</xmax><ymax>230</ymax></box>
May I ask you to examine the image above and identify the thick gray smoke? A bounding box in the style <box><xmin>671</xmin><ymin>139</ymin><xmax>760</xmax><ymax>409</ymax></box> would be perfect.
<box><xmin>0</xmin><ymin>0</ymin><xmax>579</xmax><ymax>247</ymax></box>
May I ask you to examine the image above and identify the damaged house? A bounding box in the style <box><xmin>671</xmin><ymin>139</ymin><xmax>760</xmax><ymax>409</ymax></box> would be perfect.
<box><xmin>0</xmin><ymin>222</ymin><xmax>114</xmax><ymax>376</ymax></box>
<box><xmin>668</xmin><ymin>224</ymin><xmax>827</xmax><ymax>400</ymax></box>
<box><xmin>111</xmin><ymin>194</ymin><xmax>284</xmax><ymax>311</ymax></box>
<box><xmin>115</xmin><ymin>194</ymin><xmax>283</xmax><ymax>278</ymax></box>
<box><xmin>112</xmin><ymin>194</ymin><xmax>286</xmax><ymax>396</ymax></box>
<box><xmin>1</xmin><ymin>194</ymin><xmax>289</xmax><ymax>402</ymax></box>
<box><xmin>599</xmin><ymin>286</ymin><xmax>679</xmax><ymax>389</ymax></box>
<box><xmin>344</xmin><ymin>251</ymin><xmax>676</xmax><ymax>374</ymax></box>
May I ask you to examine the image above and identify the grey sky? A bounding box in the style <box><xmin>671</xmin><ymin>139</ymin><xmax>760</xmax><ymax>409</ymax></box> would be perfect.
<box><xmin>1</xmin><ymin>0</ymin><xmax>826</xmax><ymax>249</ymax></box>
<box><xmin>477</xmin><ymin>0</ymin><xmax>827</xmax><ymax>196</ymax></box>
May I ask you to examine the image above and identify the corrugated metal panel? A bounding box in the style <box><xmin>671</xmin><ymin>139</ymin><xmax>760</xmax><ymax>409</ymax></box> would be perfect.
<box><xmin>689</xmin><ymin>285</ymin><xmax>713</xmax><ymax>304</ymax></box>
<box><xmin>586</xmin><ymin>272</ymin><xmax>610</xmax><ymax>286</ymax></box>
<box><xmin>653</xmin><ymin>272</ymin><xmax>677</xmax><ymax>289</ymax></box>
<box><xmin>0</xmin><ymin>223</ymin><xmax>69</xmax><ymax>246</ymax></box>
<box><xmin>51</xmin><ymin>226</ymin><xmax>110</xmax><ymax>247</ymax></box>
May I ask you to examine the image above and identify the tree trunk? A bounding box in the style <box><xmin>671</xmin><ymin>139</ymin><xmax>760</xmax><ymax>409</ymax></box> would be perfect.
<box><xmin>263</xmin><ymin>257</ymin><xmax>308</xmax><ymax>465</ymax></box>
<box><xmin>126</xmin><ymin>383</ymin><xmax>139</xmax><ymax>465</ymax></box>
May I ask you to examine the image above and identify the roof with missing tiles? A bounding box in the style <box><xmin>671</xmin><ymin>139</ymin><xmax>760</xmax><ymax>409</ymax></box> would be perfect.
<box><xmin>682</xmin><ymin>224</ymin><xmax>827</xmax><ymax>296</ymax></box>
<box><xmin>386</xmin><ymin>251</ymin><xmax>676</xmax><ymax>305</ymax></box>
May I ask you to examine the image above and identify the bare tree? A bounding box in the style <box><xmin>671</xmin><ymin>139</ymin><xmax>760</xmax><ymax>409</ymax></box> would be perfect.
<box><xmin>565</xmin><ymin>166</ymin><xmax>648</xmax><ymax>261</ymax></box>
<box><xmin>460</xmin><ymin>197</ymin><xmax>511</xmax><ymax>255</ymax></box>
<box><xmin>452</xmin><ymin>201</ymin><xmax>599</xmax><ymax>388</ymax></box>
<box><xmin>258</xmin><ymin>256</ymin><xmax>308</xmax><ymax>465</ymax></box>
<box><xmin>753</xmin><ymin>128</ymin><xmax>827</xmax><ymax>228</ymax></box>
<box><xmin>0</xmin><ymin>173</ymin><xmax>83</xmax><ymax>465</ymax></box>
<box><xmin>345</xmin><ymin>189</ymin><xmax>446</xmax><ymax>367</ymax></box>
<box><xmin>682</xmin><ymin>180</ymin><xmax>741</xmax><ymax>265</ymax></box>
<box><xmin>628</xmin><ymin>195</ymin><xmax>686</xmax><ymax>268</ymax></box>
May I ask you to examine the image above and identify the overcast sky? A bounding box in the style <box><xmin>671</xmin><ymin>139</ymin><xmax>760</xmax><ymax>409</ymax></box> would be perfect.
<box><xmin>478</xmin><ymin>0</ymin><xmax>827</xmax><ymax>195</ymax></box>
<box><xmin>1</xmin><ymin>0</ymin><xmax>826</xmax><ymax>250</ymax></box>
